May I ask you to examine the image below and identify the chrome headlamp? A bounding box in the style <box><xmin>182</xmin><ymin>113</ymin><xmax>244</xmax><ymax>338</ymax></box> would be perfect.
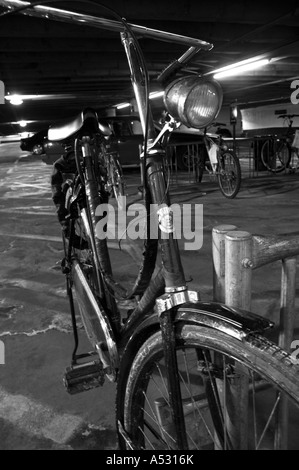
<box><xmin>164</xmin><ymin>76</ymin><xmax>223</xmax><ymax>129</ymax></box>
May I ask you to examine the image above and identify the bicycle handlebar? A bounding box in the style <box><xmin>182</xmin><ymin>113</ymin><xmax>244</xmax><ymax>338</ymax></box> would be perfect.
<box><xmin>157</xmin><ymin>46</ymin><xmax>203</xmax><ymax>85</ymax></box>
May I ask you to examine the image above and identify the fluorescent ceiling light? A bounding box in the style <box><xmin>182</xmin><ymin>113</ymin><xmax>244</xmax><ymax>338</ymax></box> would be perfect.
<box><xmin>7</xmin><ymin>94</ymin><xmax>23</xmax><ymax>105</ymax></box>
<box><xmin>116</xmin><ymin>92</ymin><xmax>163</xmax><ymax>109</ymax></box>
<box><xmin>5</xmin><ymin>93</ymin><xmax>76</xmax><ymax>101</ymax></box>
<box><xmin>116</xmin><ymin>102</ymin><xmax>131</xmax><ymax>109</ymax></box>
<box><xmin>213</xmin><ymin>59</ymin><xmax>270</xmax><ymax>79</ymax></box>
<box><xmin>149</xmin><ymin>91</ymin><xmax>164</xmax><ymax>99</ymax></box>
<box><xmin>212</xmin><ymin>57</ymin><xmax>266</xmax><ymax>75</ymax></box>
<box><xmin>9</xmin><ymin>120</ymin><xmax>35</xmax><ymax>125</ymax></box>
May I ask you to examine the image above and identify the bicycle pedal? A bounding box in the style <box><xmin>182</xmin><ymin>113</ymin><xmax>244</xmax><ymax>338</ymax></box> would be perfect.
<box><xmin>63</xmin><ymin>359</ymin><xmax>105</xmax><ymax>395</ymax></box>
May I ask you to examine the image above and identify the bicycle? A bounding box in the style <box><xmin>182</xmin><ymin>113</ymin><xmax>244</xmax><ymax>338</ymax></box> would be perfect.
<box><xmin>195</xmin><ymin>125</ymin><xmax>241</xmax><ymax>198</ymax></box>
<box><xmin>167</xmin><ymin>121</ymin><xmax>241</xmax><ymax>198</ymax></box>
<box><xmin>3</xmin><ymin>0</ymin><xmax>299</xmax><ymax>451</ymax></box>
<box><xmin>260</xmin><ymin>114</ymin><xmax>299</xmax><ymax>173</ymax></box>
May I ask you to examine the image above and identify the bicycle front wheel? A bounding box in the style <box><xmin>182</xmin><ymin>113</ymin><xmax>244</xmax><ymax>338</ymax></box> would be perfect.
<box><xmin>260</xmin><ymin>139</ymin><xmax>291</xmax><ymax>173</ymax></box>
<box><xmin>119</xmin><ymin>324</ymin><xmax>299</xmax><ymax>450</ymax></box>
<box><xmin>217</xmin><ymin>151</ymin><xmax>241</xmax><ymax>198</ymax></box>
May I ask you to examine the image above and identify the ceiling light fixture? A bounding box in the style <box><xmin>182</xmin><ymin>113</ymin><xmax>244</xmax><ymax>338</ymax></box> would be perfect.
<box><xmin>213</xmin><ymin>58</ymin><xmax>270</xmax><ymax>80</ymax></box>
<box><xmin>5</xmin><ymin>93</ymin><xmax>77</xmax><ymax>103</ymax></box>
<box><xmin>7</xmin><ymin>94</ymin><xmax>23</xmax><ymax>105</ymax></box>
<box><xmin>149</xmin><ymin>91</ymin><xmax>164</xmax><ymax>99</ymax></box>
<box><xmin>116</xmin><ymin>102</ymin><xmax>131</xmax><ymax>109</ymax></box>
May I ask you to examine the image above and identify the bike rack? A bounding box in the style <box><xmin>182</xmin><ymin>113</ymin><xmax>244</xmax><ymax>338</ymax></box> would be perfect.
<box><xmin>212</xmin><ymin>224</ymin><xmax>299</xmax><ymax>449</ymax></box>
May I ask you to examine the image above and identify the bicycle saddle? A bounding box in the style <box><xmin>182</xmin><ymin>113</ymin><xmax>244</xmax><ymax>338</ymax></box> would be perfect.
<box><xmin>48</xmin><ymin>108</ymin><xmax>112</xmax><ymax>141</ymax></box>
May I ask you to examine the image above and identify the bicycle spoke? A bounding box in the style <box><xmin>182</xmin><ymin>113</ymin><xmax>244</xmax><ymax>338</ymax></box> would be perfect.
<box><xmin>180</xmin><ymin>353</ymin><xmax>217</xmax><ymax>446</ymax></box>
<box><xmin>143</xmin><ymin>391</ymin><xmax>176</xmax><ymax>449</ymax></box>
<box><xmin>256</xmin><ymin>393</ymin><xmax>281</xmax><ymax>450</ymax></box>
<box><xmin>250</xmin><ymin>370</ymin><xmax>258</xmax><ymax>449</ymax></box>
<box><xmin>138</xmin><ymin>422</ymin><xmax>166</xmax><ymax>450</ymax></box>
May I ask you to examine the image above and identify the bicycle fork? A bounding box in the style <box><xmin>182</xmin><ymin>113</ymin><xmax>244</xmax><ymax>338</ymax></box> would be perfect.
<box><xmin>158</xmin><ymin>308</ymin><xmax>188</xmax><ymax>449</ymax></box>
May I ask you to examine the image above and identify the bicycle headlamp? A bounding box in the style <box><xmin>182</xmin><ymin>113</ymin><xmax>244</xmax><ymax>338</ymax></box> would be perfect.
<box><xmin>164</xmin><ymin>76</ymin><xmax>223</xmax><ymax>129</ymax></box>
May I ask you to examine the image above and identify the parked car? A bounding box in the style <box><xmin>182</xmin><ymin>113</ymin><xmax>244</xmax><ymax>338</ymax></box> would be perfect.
<box><xmin>20</xmin><ymin>129</ymin><xmax>48</xmax><ymax>155</ymax></box>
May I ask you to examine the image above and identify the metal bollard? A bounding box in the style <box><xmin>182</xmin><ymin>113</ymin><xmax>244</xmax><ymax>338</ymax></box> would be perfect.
<box><xmin>212</xmin><ymin>225</ymin><xmax>237</xmax><ymax>303</ymax></box>
<box><xmin>224</xmin><ymin>230</ymin><xmax>253</xmax><ymax>449</ymax></box>
<box><xmin>225</xmin><ymin>231</ymin><xmax>253</xmax><ymax>311</ymax></box>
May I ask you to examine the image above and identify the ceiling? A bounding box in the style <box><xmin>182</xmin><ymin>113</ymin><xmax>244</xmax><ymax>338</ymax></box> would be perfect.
<box><xmin>0</xmin><ymin>0</ymin><xmax>299</xmax><ymax>135</ymax></box>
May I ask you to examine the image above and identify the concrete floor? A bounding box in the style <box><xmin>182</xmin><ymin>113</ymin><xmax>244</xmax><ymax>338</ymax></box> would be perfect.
<box><xmin>0</xmin><ymin>142</ymin><xmax>299</xmax><ymax>449</ymax></box>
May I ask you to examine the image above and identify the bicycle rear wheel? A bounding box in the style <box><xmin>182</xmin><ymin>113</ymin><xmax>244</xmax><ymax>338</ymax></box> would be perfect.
<box><xmin>63</xmin><ymin>203</ymin><xmax>110</xmax><ymax>346</ymax></box>
<box><xmin>118</xmin><ymin>324</ymin><xmax>299</xmax><ymax>450</ymax></box>
<box><xmin>261</xmin><ymin>139</ymin><xmax>291</xmax><ymax>173</ymax></box>
<box><xmin>217</xmin><ymin>151</ymin><xmax>241</xmax><ymax>198</ymax></box>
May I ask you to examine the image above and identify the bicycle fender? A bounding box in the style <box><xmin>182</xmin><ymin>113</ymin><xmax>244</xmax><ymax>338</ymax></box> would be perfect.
<box><xmin>121</xmin><ymin>300</ymin><xmax>273</xmax><ymax>360</ymax></box>
<box><xmin>120</xmin><ymin>312</ymin><xmax>161</xmax><ymax>361</ymax></box>
<box><xmin>175</xmin><ymin>301</ymin><xmax>274</xmax><ymax>341</ymax></box>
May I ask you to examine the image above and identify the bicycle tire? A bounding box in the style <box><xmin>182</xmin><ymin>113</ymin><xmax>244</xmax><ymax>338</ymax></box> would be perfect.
<box><xmin>117</xmin><ymin>324</ymin><xmax>299</xmax><ymax>450</ymax></box>
<box><xmin>260</xmin><ymin>139</ymin><xmax>291</xmax><ymax>173</ymax></box>
<box><xmin>217</xmin><ymin>151</ymin><xmax>241</xmax><ymax>198</ymax></box>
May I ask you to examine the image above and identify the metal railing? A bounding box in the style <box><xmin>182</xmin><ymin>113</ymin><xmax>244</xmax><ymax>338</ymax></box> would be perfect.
<box><xmin>212</xmin><ymin>224</ymin><xmax>299</xmax><ymax>449</ymax></box>
<box><xmin>212</xmin><ymin>224</ymin><xmax>299</xmax><ymax>351</ymax></box>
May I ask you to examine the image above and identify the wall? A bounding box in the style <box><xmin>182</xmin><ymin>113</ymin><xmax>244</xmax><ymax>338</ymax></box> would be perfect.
<box><xmin>240</xmin><ymin>102</ymin><xmax>299</xmax><ymax>134</ymax></box>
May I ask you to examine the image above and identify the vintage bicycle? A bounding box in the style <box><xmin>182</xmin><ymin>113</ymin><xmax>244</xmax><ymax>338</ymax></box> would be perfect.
<box><xmin>196</xmin><ymin>124</ymin><xmax>241</xmax><ymax>198</ymax></box>
<box><xmin>167</xmin><ymin>120</ymin><xmax>241</xmax><ymax>198</ymax></box>
<box><xmin>260</xmin><ymin>114</ymin><xmax>299</xmax><ymax>173</ymax></box>
<box><xmin>2</xmin><ymin>0</ymin><xmax>299</xmax><ymax>450</ymax></box>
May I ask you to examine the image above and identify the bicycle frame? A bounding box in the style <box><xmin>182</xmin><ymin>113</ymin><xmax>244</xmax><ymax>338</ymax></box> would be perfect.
<box><xmin>202</xmin><ymin>133</ymin><xmax>223</xmax><ymax>175</ymax></box>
